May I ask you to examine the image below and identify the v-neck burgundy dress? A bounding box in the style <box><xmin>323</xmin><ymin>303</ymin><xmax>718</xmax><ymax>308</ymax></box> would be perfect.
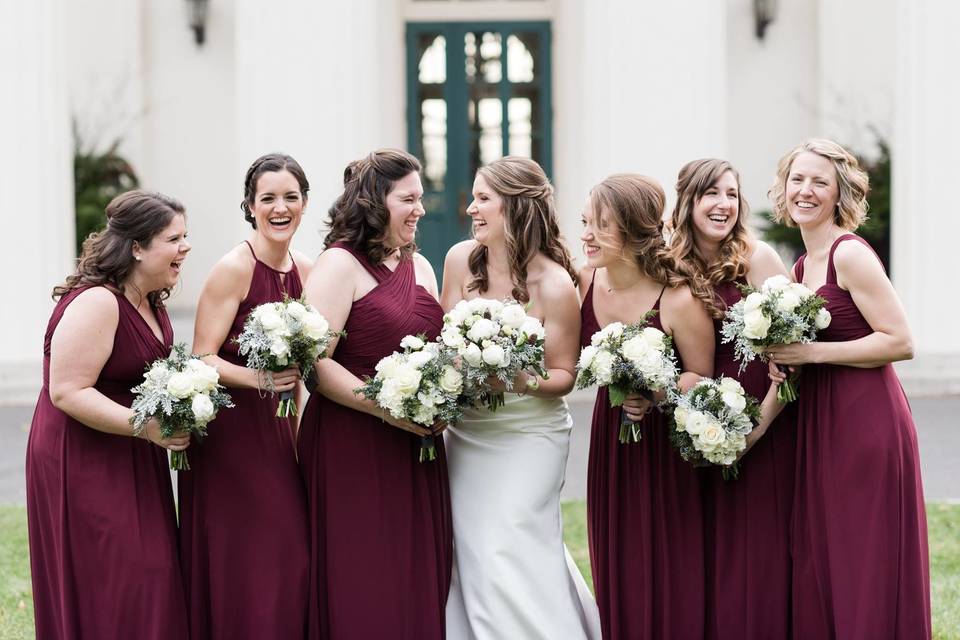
<box><xmin>177</xmin><ymin>241</ymin><xmax>309</xmax><ymax>639</ymax></box>
<box><xmin>26</xmin><ymin>286</ymin><xmax>188</xmax><ymax>639</ymax></box>
<box><xmin>580</xmin><ymin>280</ymin><xmax>705</xmax><ymax>640</ymax></box>
<box><xmin>297</xmin><ymin>243</ymin><xmax>452</xmax><ymax>640</ymax></box>
<box><xmin>790</xmin><ymin>234</ymin><xmax>930</xmax><ymax>638</ymax></box>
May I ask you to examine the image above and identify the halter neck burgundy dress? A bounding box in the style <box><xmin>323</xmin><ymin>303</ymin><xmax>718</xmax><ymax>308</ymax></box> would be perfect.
<box><xmin>297</xmin><ymin>243</ymin><xmax>452</xmax><ymax>640</ymax></box>
<box><xmin>700</xmin><ymin>279</ymin><xmax>797</xmax><ymax>639</ymax></box>
<box><xmin>580</xmin><ymin>277</ymin><xmax>705</xmax><ymax>639</ymax></box>
<box><xmin>177</xmin><ymin>241</ymin><xmax>309</xmax><ymax>640</ymax></box>
<box><xmin>791</xmin><ymin>234</ymin><xmax>930</xmax><ymax>638</ymax></box>
<box><xmin>26</xmin><ymin>286</ymin><xmax>188</xmax><ymax>639</ymax></box>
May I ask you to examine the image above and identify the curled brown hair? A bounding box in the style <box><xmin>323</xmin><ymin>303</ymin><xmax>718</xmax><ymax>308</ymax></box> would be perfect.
<box><xmin>324</xmin><ymin>148</ymin><xmax>422</xmax><ymax>265</ymax></box>
<box><xmin>769</xmin><ymin>138</ymin><xmax>870</xmax><ymax>230</ymax></box>
<box><xmin>240</xmin><ymin>153</ymin><xmax>309</xmax><ymax>229</ymax></box>
<box><xmin>667</xmin><ymin>159</ymin><xmax>752</xmax><ymax>317</ymax></box>
<box><xmin>589</xmin><ymin>174</ymin><xmax>711</xmax><ymax>308</ymax></box>
<box><xmin>53</xmin><ymin>190</ymin><xmax>186</xmax><ymax>306</ymax></box>
<box><xmin>467</xmin><ymin>157</ymin><xmax>577</xmax><ymax>303</ymax></box>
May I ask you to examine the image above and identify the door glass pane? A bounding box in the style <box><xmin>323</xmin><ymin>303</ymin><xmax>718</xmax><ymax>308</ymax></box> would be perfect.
<box><xmin>418</xmin><ymin>34</ymin><xmax>446</xmax><ymax>83</ymax></box>
<box><xmin>421</xmin><ymin>99</ymin><xmax>447</xmax><ymax>191</ymax></box>
<box><xmin>465</xmin><ymin>32</ymin><xmax>502</xmax><ymax>84</ymax></box>
<box><xmin>508</xmin><ymin>97</ymin><xmax>532</xmax><ymax>157</ymax></box>
<box><xmin>507</xmin><ymin>34</ymin><xmax>535</xmax><ymax>83</ymax></box>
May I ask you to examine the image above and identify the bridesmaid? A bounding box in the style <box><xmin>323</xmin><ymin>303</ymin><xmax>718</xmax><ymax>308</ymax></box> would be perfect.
<box><xmin>178</xmin><ymin>153</ymin><xmax>311</xmax><ymax>639</ymax></box>
<box><xmin>766</xmin><ymin>139</ymin><xmax>931</xmax><ymax>638</ymax></box>
<box><xmin>578</xmin><ymin>174</ymin><xmax>714</xmax><ymax>639</ymax></box>
<box><xmin>26</xmin><ymin>190</ymin><xmax>191</xmax><ymax>638</ymax></box>
<box><xmin>666</xmin><ymin>158</ymin><xmax>795</xmax><ymax>638</ymax></box>
<box><xmin>298</xmin><ymin>149</ymin><xmax>451</xmax><ymax>639</ymax></box>
<box><xmin>440</xmin><ymin>156</ymin><xmax>601</xmax><ymax>639</ymax></box>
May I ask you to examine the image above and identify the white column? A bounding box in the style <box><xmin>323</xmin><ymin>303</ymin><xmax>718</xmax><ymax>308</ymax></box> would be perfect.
<box><xmin>0</xmin><ymin>0</ymin><xmax>74</xmax><ymax>403</ymax></box>
<box><xmin>892</xmin><ymin>0</ymin><xmax>960</xmax><ymax>394</ymax></box>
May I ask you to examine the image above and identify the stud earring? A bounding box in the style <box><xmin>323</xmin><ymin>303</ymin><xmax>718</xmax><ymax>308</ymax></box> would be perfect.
<box><xmin>134</xmin><ymin>256</ymin><xmax>142</xmax><ymax>262</ymax></box>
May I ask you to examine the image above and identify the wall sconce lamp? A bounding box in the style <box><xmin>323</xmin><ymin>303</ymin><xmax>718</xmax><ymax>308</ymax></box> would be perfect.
<box><xmin>754</xmin><ymin>0</ymin><xmax>778</xmax><ymax>40</ymax></box>
<box><xmin>187</xmin><ymin>0</ymin><xmax>209</xmax><ymax>46</ymax></box>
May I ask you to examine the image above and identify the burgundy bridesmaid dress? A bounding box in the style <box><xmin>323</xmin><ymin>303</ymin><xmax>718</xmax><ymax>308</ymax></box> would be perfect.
<box><xmin>297</xmin><ymin>243</ymin><xmax>452</xmax><ymax>640</ymax></box>
<box><xmin>25</xmin><ymin>286</ymin><xmax>188</xmax><ymax>639</ymax></box>
<box><xmin>700</xmin><ymin>280</ymin><xmax>797</xmax><ymax>639</ymax></box>
<box><xmin>791</xmin><ymin>234</ymin><xmax>931</xmax><ymax>639</ymax></box>
<box><xmin>178</xmin><ymin>241</ymin><xmax>309</xmax><ymax>639</ymax></box>
<box><xmin>581</xmin><ymin>278</ymin><xmax>705</xmax><ymax>639</ymax></box>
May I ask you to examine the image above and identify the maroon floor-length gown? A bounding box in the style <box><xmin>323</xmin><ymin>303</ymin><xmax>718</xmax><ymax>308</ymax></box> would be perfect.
<box><xmin>178</xmin><ymin>241</ymin><xmax>309</xmax><ymax>639</ymax></box>
<box><xmin>297</xmin><ymin>243</ymin><xmax>452</xmax><ymax>640</ymax></box>
<box><xmin>791</xmin><ymin>234</ymin><xmax>931</xmax><ymax>639</ymax></box>
<box><xmin>700</xmin><ymin>280</ymin><xmax>797</xmax><ymax>639</ymax></box>
<box><xmin>581</xmin><ymin>278</ymin><xmax>705</xmax><ymax>640</ymax></box>
<box><xmin>26</xmin><ymin>286</ymin><xmax>188</xmax><ymax>639</ymax></box>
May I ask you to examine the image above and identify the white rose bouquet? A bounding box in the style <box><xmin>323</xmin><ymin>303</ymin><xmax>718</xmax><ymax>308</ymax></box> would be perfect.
<box><xmin>235</xmin><ymin>295</ymin><xmax>341</xmax><ymax>417</ymax></box>
<box><xmin>668</xmin><ymin>377</ymin><xmax>761</xmax><ymax>479</ymax></box>
<box><xmin>130</xmin><ymin>343</ymin><xmax>234</xmax><ymax>470</ymax></box>
<box><xmin>720</xmin><ymin>275</ymin><xmax>831</xmax><ymax>403</ymax></box>
<box><xmin>438</xmin><ymin>298</ymin><xmax>548</xmax><ymax>411</ymax></box>
<box><xmin>356</xmin><ymin>335</ymin><xmax>469</xmax><ymax>462</ymax></box>
<box><xmin>575</xmin><ymin>314</ymin><xmax>679</xmax><ymax>443</ymax></box>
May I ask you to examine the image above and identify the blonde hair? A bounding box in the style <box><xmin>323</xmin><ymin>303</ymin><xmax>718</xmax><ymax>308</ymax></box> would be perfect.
<box><xmin>769</xmin><ymin>138</ymin><xmax>870</xmax><ymax>230</ymax></box>
<box><xmin>667</xmin><ymin>158</ymin><xmax>752</xmax><ymax>318</ymax></box>
<box><xmin>467</xmin><ymin>156</ymin><xmax>577</xmax><ymax>303</ymax></box>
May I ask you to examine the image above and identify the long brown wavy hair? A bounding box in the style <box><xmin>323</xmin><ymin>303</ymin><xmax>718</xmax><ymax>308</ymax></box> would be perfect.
<box><xmin>589</xmin><ymin>174</ymin><xmax>710</xmax><ymax>307</ymax></box>
<box><xmin>467</xmin><ymin>156</ymin><xmax>577</xmax><ymax>303</ymax></box>
<box><xmin>52</xmin><ymin>190</ymin><xmax>186</xmax><ymax>307</ymax></box>
<box><xmin>324</xmin><ymin>148</ymin><xmax>422</xmax><ymax>265</ymax></box>
<box><xmin>666</xmin><ymin>158</ymin><xmax>752</xmax><ymax>317</ymax></box>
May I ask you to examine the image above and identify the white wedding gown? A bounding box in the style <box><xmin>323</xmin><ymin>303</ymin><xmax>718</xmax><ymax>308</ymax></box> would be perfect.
<box><xmin>445</xmin><ymin>393</ymin><xmax>601</xmax><ymax>640</ymax></box>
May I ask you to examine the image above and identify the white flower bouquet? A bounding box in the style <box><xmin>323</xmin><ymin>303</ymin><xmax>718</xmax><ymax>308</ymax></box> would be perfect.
<box><xmin>668</xmin><ymin>377</ymin><xmax>760</xmax><ymax>479</ymax></box>
<box><xmin>720</xmin><ymin>275</ymin><xmax>831</xmax><ymax>403</ymax></box>
<box><xmin>438</xmin><ymin>298</ymin><xmax>548</xmax><ymax>411</ymax></box>
<box><xmin>357</xmin><ymin>335</ymin><xmax>468</xmax><ymax>462</ymax></box>
<box><xmin>235</xmin><ymin>295</ymin><xmax>341</xmax><ymax>417</ymax></box>
<box><xmin>575</xmin><ymin>314</ymin><xmax>679</xmax><ymax>443</ymax></box>
<box><xmin>130</xmin><ymin>343</ymin><xmax>234</xmax><ymax>470</ymax></box>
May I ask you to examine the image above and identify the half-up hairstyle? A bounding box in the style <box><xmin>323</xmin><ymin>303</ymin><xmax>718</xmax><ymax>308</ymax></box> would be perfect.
<box><xmin>324</xmin><ymin>148</ymin><xmax>422</xmax><ymax>265</ymax></box>
<box><xmin>667</xmin><ymin>158</ymin><xmax>752</xmax><ymax>317</ymax></box>
<box><xmin>53</xmin><ymin>190</ymin><xmax>186</xmax><ymax>307</ymax></box>
<box><xmin>589</xmin><ymin>174</ymin><xmax>713</xmax><ymax>310</ymax></box>
<box><xmin>240</xmin><ymin>153</ymin><xmax>310</xmax><ymax>229</ymax></box>
<box><xmin>467</xmin><ymin>156</ymin><xmax>577</xmax><ymax>303</ymax></box>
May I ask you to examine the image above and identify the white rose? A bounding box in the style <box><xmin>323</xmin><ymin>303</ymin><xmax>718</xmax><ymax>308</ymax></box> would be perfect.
<box><xmin>640</xmin><ymin>327</ymin><xmax>666</xmax><ymax>350</ymax></box>
<box><xmin>776</xmin><ymin>289</ymin><xmax>801</xmax><ymax>313</ymax></box>
<box><xmin>269</xmin><ymin>337</ymin><xmax>290</xmax><ymax>361</ymax></box>
<box><xmin>498</xmin><ymin>304</ymin><xmax>527</xmax><ymax>329</ymax></box>
<box><xmin>439</xmin><ymin>366</ymin><xmax>463</xmax><ymax>394</ymax></box>
<box><xmin>375</xmin><ymin>353</ymin><xmax>402</xmax><ymax>378</ymax></box>
<box><xmin>186</xmin><ymin>358</ymin><xmax>220</xmax><ymax>393</ymax></box>
<box><xmin>191</xmin><ymin>393</ymin><xmax>216</xmax><ymax>423</ymax></box>
<box><xmin>519</xmin><ymin>316</ymin><xmax>545</xmax><ymax>341</ymax></box>
<box><xmin>721</xmin><ymin>390</ymin><xmax>747</xmax><ymax>413</ymax></box>
<box><xmin>698</xmin><ymin>420</ymin><xmax>727</xmax><ymax>451</ymax></box>
<box><xmin>815</xmin><ymin>307</ymin><xmax>832</xmax><ymax>330</ymax></box>
<box><xmin>445</xmin><ymin>303</ymin><xmax>470</xmax><ymax>326</ymax></box>
<box><xmin>301</xmin><ymin>311</ymin><xmax>330</xmax><ymax>341</ymax></box>
<box><xmin>285</xmin><ymin>300</ymin><xmax>308</xmax><ymax>320</ymax></box>
<box><xmin>467</xmin><ymin>318</ymin><xmax>498</xmax><ymax>342</ymax></box>
<box><xmin>393</xmin><ymin>363</ymin><xmax>423</xmax><ymax>397</ymax></box>
<box><xmin>742</xmin><ymin>309</ymin><xmax>771</xmax><ymax>340</ymax></box>
<box><xmin>481</xmin><ymin>344</ymin><xmax>508</xmax><ymax>367</ymax></box>
<box><xmin>684</xmin><ymin>410</ymin><xmax>708</xmax><ymax>436</ymax></box>
<box><xmin>577</xmin><ymin>345</ymin><xmax>598</xmax><ymax>370</ymax></box>
<box><xmin>441</xmin><ymin>327</ymin><xmax>466</xmax><ymax>349</ymax></box>
<box><xmin>674</xmin><ymin>405</ymin><xmax>689</xmax><ymax>428</ymax></box>
<box><xmin>461</xmin><ymin>343</ymin><xmax>483</xmax><ymax>367</ymax></box>
<box><xmin>400</xmin><ymin>335</ymin><xmax>425</xmax><ymax>351</ymax></box>
<box><xmin>591</xmin><ymin>350</ymin><xmax>615</xmax><ymax>384</ymax></box>
<box><xmin>789</xmin><ymin>282</ymin><xmax>815</xmax><ymax>300</ymax></box>
<box><xmin>743</xmin><ymin>291</ymin><xmax>765</xmax><ymax>313</ymax></box>
<box><xmin>762</xmin><ymin>275</ymin><xmax>791</xmax><ymax>292</ymax></box>
<box><xmin>407</xmin><ymin>350</ymin><xmax>435</xmax><ymax>369</ymax></box>
<box><xmin>256</xmin><ymin>307</ymin><xmax>285</xmax><ymax>333</ymax></box>
<box><xmin>166</xmin><ymin>372</ymin><xmax>196</xmax><ymax>399</ymax></box>
<box><xmin>621</xmin><ymin>336</ymin><xmax>651</xmax><ymax>364</ymax></box>
<box><xmin>718</xmin><ymin>377</ymin><xmax>743</xmax><ymax>395</ymax></box>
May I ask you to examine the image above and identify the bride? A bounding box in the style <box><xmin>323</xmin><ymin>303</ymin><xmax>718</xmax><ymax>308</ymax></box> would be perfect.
<box><xmin>440</xmin><ymin>156</ymin><xmax>601</xmax><ymax>639</ymax></box>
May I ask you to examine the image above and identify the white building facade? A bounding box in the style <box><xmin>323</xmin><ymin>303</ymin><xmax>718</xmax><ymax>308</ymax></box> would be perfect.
<box><xmin>3</xmin><ymin>0</ymin><xmax>958</xmax><ymax>401</ymax></box>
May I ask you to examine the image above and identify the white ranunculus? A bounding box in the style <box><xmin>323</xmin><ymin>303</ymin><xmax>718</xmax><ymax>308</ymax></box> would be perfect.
<box><xmin>698</xmin><ymin>420</ymin><xmax>727</xmax><ymax>451</ymax></box>
<box><xmin>439</xmin><ymin>366</ymin><xmax>463</xmax><ymax>394</ymax></box>
<box><xmin>467</xmin><ymin>318</ymin><xmax>498</xmax><ymax>342</ymax></box>
<box><xmin>400</xmin><ymin>335</ymin><xmax>425</xmax><ymax>351</ymax></box>
<box><xmin>191</xmin><ymin>393</ymin><xmax>216</xmax><ymax>423</ymax></box>
<box><xmin>577</xmin><ymin>345</ymin><xmax>599</xmax><ymax>371</ymax></box>
<box><xmin>776</xmin><ymin>289</ymin><xmax>801</xmax><ymax>313</ymax></box>
<box><xmin>591</xmin><ymin>350</ymin><xmax>615</xmax><ymax>384</ymax></box>
<box><xmin>621</xmin><ymin>335</ymin><xmax>651</xmax><ymax>364</ymax></box>
<box><xmin>441</xmin><ymin>327</ymin><xmax>466</xmax><ymax>349</ymax></box>
<box><xmin>519</xmin><ymin>316</ymin><xmax>545</xmax><ymax>340</ymax></box>
<box><xmin>285</xmin><ymin>300</ymin><xmax>308</xmax><ymax>320</ymax></box>
<box><xmin>481</xmin><ymin>344</ymin><xmax>507</xmax><ymax>367</ymax></box>
<box><xmin>721</xmin><ymin>390</ymin><xmax>747</xmax><ymax>413</ymax></box>
<box><xmin>269</xmin><ymin>337</ymin><xmax>290</xmax><ymax>361</ymax></box>
<box><xmin>186</xmin><ymin>358</ymin><xmax>220</xmax><ymax>393</ymax></box>
<box><xmin>499</xmin><ymin>304</ymin><xmax>527</xmax><ymax>329</ymax></box>
<box><xmin>256</xmin><ymin>307</ymin><xmax>285</xmax><ymax>333</ymax></box>
<box><xmin>461</xmin><ymin>343</ymin><xmax>483</xmax><ymax>367</ymax></box>
<box><xmin>375</xmin><ymin>353</ymin><xmax>402</xmax><ymax>378</ymax></box>
<box><xmin>742</xmin><ymin>309</ymin><xmax>771</xmax><ymax>340</ymax></box>
<box><xmin>762</xmin><ymin>275</ymin><xmax>791</xmax><ymax>292</ymax></box>
<box><xmin>789</xmin><ymin>282</ymin><xmax>815</xmax><ymax>300</ymax></box>
<box><xmin>674</xmin><ymin>405</ymin><xmax>689</xmax><ymax>428</ymax></box>
<box><xmin>412</xmin><ymin>403</ymin><xmax>437</xmax><ymax>426</ymax></box>
<box><xmin>407</xmin><ymin>350</ymin><xmax>435</xmax><ymax>369</ymax></box>
<box><xmin>301</xmin><ymin>311</ymin><xmax>330</xmax><ymax>341</ymax></box>
<box><xmin>376</xmin><ymin>380</ymin><xmax>405</xmax><ymax>416</ymax></box>
<box><xmin>166</xmin><ymin>371</ymin><xmax>196</xmax><ymax>399</ymax></box>
<box><xmin>815</xmin><ymin>307</ymin><xmax>832</xmax><ymax>330</ymax></box>
<box><xmin>718</xmin><ymin>377</ymin><xmax>743</xmax><ymax>395</ymax></box>
<box><xmin>640</xmin><ymin>327</ymin><xmax>666</xmax><ymax>349</ymax></box>
<box><xmin>684</xmin><ymin>410</ymin><xmax>708</xmax><ymax>435</ymax></box>
<box><xmin>445</xmin><ymin>303</ymin><xmax>470</xmax><ymax>326</ymax></box>
<box><xmin>743</xmin><ymin>291</ymin><xmax>765</xmax><ymax>313</ymax></box>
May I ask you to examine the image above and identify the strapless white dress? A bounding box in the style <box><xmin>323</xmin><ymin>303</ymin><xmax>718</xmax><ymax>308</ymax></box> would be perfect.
<box><xmin>444</xmin><ymin>393</ymin><xmax>601</xmax><ymax>640</ymax></box>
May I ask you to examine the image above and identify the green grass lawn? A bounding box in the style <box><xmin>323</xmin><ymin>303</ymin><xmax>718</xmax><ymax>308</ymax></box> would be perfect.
<box><xmin>2</xmin><ymin>502</ymin><xmax>957</xmax><ymax>639</ymax></box>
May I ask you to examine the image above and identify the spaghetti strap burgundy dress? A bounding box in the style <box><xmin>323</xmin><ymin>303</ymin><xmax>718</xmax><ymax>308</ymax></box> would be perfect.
<box><xmin>791</xmin><ymin>233</ymin><xmax>930</xmax><ymax>638</ymax></box>
<box><xmin>26</xmin><ymin>286</ymin><xmax>188</xmax><ymax>639</ymax></box>
<box><xmin>297</xmin><ymin>243</ymin><xmax>452</xmax><ymax>640</ymax></box>
<box><xmin>580</xmin><ymin>279</ymin><xmax>705</xmax><ymax>640</ymax></box>
<box><xmin>177</xmin><ymin>241</ymin><xmax>309</xmax><ymax>639</ymax></box>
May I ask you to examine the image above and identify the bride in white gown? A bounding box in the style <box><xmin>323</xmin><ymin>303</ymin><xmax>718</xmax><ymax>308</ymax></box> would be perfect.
<box><xmin>439</xmin><ymin>157</ymin><xmax>601</xmax><ymax>640</ymax></box>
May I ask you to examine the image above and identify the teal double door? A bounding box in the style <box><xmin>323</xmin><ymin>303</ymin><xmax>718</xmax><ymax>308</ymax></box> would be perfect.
<box><xmin>406</xmin><ymin>21</ymin><xmax>552</xmax><ymax>276</ymax></box>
